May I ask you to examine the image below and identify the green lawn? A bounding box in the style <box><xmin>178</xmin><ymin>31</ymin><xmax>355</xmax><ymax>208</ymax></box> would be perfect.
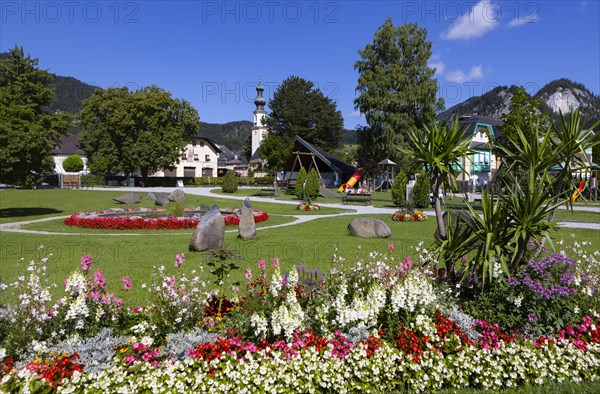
<box><xmin>0</xmin><ymin>189</ymin><xmax>598</xmax><ymax>307</ymax></box>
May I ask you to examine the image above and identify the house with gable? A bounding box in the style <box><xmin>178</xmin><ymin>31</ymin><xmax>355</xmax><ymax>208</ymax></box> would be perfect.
<box><xmin>453</xmin><ymin>115</ymin><xmax>502</xmax><ymax>192</ymax></box>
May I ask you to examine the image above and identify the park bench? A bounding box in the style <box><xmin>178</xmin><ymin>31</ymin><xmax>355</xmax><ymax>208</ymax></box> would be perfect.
<box><xmin>255</xmin><ymin>187</ymin><xmax>276</xmax><ymax>197</ymax></box>
<box><xmin>342</xmin><ymin>193</ymin><xmax>372</xmax><ymax>205</ymax></box>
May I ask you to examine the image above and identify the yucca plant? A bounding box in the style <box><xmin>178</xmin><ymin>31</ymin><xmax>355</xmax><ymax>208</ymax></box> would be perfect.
<box><xmin>400</xmin><ymin>118</ymin><xmax>473</xmax><ymax>239</ymax></box>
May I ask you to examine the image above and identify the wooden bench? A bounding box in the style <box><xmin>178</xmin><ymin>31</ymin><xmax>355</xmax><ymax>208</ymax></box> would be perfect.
<box><xmin>256</xmin><ymin>188</ymin><xmax>276</xmax><ymax>197</ymax></box>
<box><xmin>342</xmin><ymin>193</ymin><xmax>372</xmax><ymax>205</ymax></box>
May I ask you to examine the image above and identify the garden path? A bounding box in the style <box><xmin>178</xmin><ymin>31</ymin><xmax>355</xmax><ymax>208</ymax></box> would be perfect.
<box><xmin>1</xmin><ymin>186</ymin><xmax>598</xmax><ymax>235</ymax></box>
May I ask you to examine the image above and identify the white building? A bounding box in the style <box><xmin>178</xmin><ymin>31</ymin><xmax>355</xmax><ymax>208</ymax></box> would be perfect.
<box><xmin>251</xmin><ymin>81</ymin><xmax>268</xmax><ymax>156</ymax></box>
<box><xmin>52</xmin><ymin>135</ymin><xmax>89</xmax><ymax>174</ymax></box>
<box><xmin>152</xmin><ymin>135</ymin><xmax>222</xmax><ymax>178</ymax></box>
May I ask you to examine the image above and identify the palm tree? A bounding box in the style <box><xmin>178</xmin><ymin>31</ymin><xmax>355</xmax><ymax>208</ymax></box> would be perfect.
<box><xmin>400</xmin><ymin>118</ymin><xmax>473</xmax><ymax>239</ymax></box>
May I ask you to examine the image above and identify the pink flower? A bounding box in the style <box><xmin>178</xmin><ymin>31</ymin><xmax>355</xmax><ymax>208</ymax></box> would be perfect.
<box><xmin>90</xmin><ymin>291</ymin><xmax>101</xmax><ymax>302</ymax></box>
<box><xmin>122</xmin><ymin>276</ymin><xmax>132</xmax><ymax>290</ymax></box>
<box><xmin>258</xmin><ymin>259</ymin><xmax>266</xmax><ymax>270</ymax></box>
<box><xmin>387</xmin><ymin>243</ymin><xmax>394</xmax><ymax>250</ymax></box>
<box><xmin>404</xmin><ymin>256</ymin><xmax>413</xmax><ymax>270</ymax></box>
<box><xmin>101</xmin><ymin>295</ymin><xmax>110</xmax><ymax>305</ymax></box>
<box><xmin>114</xmin><ymin>297</ymin><xmax>123</xmax><ymax>307</ymax></box>
<box><xmin>80</xmin><ymin>254</ymin><xmax>92</xmax><ymax>271</ymax></box>
<box><xmin>124</xmin><ymin>355</ymin><xmax>136</xmax><ymax>365</ymax></box>
<box><xmin>245</xmin><ymin>268</ymin><xmax>252</xmax><ymax>280</ymax></box>
<box><xmin>142</xmin><ymin>351</ymin><xmax>154</xmax><ymax>361</ymax></box>
<box><xmin>272</xmin><ymin>257</ymin><xmax>280</xmax><ymax>269</ymax></box>
<box><xmin>175</xmin><ymin>253</ymin><xmax>185</xmax><ymax>268</ymax></box>
<box><xmin>94</xmin><ymin>270</ymin><xmax>107</xmax><ymax>288</ymax></box>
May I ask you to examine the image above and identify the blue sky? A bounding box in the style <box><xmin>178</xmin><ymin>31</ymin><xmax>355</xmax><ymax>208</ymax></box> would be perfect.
<box><xmin>1</xmin><ymin>1</ymin><xmax>598</xmax><ymax>129</ymax></box>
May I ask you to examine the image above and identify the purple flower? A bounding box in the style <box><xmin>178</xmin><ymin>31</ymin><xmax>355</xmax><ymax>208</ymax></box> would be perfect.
<box><xmin>272</xmin><ymin>257</ymin><xmax>280</xmax><ymax>269</ymax></box>
<box><xmin>122</xmin><ymin>276</ymin><xmax>132</xmax><ymax>290</ymax></box>
<box><xmin>80</xmin><ymin>254</ymin><xmax>93</xmax><ymax>271</ymax></box>
<box><xmin>528</xmin><ymin>313</ymin><xmax>539</xmax><ymax>323</ymax></box>
<box><xmin>507</xmin><ymin>277</ymin><xmax>519</xmax><ymax>286</ymax></box>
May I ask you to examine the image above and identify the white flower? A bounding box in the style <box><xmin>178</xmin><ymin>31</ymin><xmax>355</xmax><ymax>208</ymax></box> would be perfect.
<box><xmin>141</xmin><ymin>336</ymin><xmax>154</xmax><ymax>346</ymax></box>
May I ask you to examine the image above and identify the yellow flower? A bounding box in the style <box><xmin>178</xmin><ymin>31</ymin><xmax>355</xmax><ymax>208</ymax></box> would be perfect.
<box><xmin>120</xmin><ymin>348</ymin><xmax>128</xmax><ymax>353</ymax></box>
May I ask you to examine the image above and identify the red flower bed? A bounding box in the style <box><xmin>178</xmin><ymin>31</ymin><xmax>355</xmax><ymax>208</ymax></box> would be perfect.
<box><xmin>64</xmin><ymin>210</ymin><xmax>269</xmax><ymax>230</ymax></box>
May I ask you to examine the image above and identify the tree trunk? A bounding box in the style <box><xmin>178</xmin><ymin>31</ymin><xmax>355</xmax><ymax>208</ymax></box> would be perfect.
<box><xmin>432</xmin><ymin>175</ymin><xmax>445</xmax><ymax>239</ymax></box>
<box><xmin>140</xmin><ymin>166</ymin><xmax>149</xmax><ymax>186</ymax></box>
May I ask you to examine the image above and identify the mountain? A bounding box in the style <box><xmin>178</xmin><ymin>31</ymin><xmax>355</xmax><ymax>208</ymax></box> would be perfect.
<box><xmin>437</xmin><ymin>86</ymin><xmax>517</xmax><ymax>122</ymax></box>
<box><xmin>438</xmin><ymin>79</ymin><xmax>600</xmax><ymax>127</ymax></box>
<box><xmin>49</xmin><ymin>75</ymin><xmax>98</xmax><ymax>114</ymax></box>
<box><xmin>199</xmin><ymin>121</ymin><xmax>252</xmax><ymax>150</ymax></box>
<box><xmin>535</xmin><ymin>79</ymin><xmax>600</xmax><ymax>125</ymax></box>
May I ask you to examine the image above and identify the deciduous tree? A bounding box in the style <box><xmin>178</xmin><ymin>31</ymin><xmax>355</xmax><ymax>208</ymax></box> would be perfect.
<box><xmin>79</xmin><ymin>86</ymin><xmax>199</xmax><ymax>180</ymax></box>
<box><xmin>0</xmin><ymin>46</ymin><xmax>71</xmax><ymax>187</ymax></box>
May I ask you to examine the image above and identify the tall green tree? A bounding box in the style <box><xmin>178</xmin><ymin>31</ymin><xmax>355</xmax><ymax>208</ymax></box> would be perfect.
<box><xmin>354</xmin><ymin>19</ymin><xmax>444</xmax><ymax>172</ymax></box>
<box><xmin>0</xmin><ymin>46</ymin><xmax>71</xmax><ymax>187</ymax></box>
<box><xmin>262</xmin><ymin>76</ymin><xmax>344</xmax><ymax>170</ymax></box>
<box><xmin>497</xmin><ymin>86</ymin><xmax>550</xmax><ymax>153</ymax></box>
<box><xmin>79</xmin><ymin>86</ymin><xmax>199</xmax><ymax>180</ymax></box>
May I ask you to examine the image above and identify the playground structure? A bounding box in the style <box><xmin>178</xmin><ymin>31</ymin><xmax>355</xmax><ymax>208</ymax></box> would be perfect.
<box><xmin>571</xmin><ymin>179</ymin><xmax>586</xmax><ymax>202</ymax></box>
<box><xmin>338</xmin><ymin>171</ymin><xmax>362</xmax><ymax>192</ymax></box>
<box><xmin>375</xmin><ymin>159</ymin><xmax>396</xmax><ymax>191</ymax></box>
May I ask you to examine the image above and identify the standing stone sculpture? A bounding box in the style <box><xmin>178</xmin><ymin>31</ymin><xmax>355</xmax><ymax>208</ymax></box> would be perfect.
<box><xmin>169</xmin><ymin>189</ymin><xmax>186</xmax><ymax>202</ymax></box>
<box><xmin>189</xmin><ymin>204</ymin><xmax>225</xmax><ymax>252</ymax></box>
<box><xmin>238</xmin><ymin>198</ymin><xmax>256</xmax><ymax>240</ymax></box>
<box><xmin>155</xmin><ymin>193</ymin><xmax>170</xmax><ymax>207</ymax></box>
<box><xmin>112</xmin><ymin>192</ymin><xmax>141</xmax><ymax>204</ymax></box>
<box><xmin>347</xmin><ymin>217</ymin><xmax>392</xmax><ymax>238</ymax></box>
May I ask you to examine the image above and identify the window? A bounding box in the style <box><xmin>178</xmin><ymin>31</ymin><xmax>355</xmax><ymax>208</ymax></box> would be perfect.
<box><xmin>192</xmin><ymin>141</ymin><xmax>197</xmax><ymax>147</ymax></box>
<box><xmin>200</xmin><ymin>141</ymin><xmax>205</xmax><ymax>147</ymax></box>
<box><xmin>205</xmin><ymin>154</ymin><xmax>211</xmax><ymax>162</ymax></box>
<box><xmin>194</xmin><ymin>154</ymin><xmax>199</xmax><ymax>161</ymax></box>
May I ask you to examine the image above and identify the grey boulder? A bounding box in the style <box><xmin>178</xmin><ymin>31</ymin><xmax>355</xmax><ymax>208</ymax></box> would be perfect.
<box><xmin>146</xmin><ymin>193</ymin><xmax>157</xmax><ymax>201</ymax></box>
<box><xmin>347</xmin><ymin>218</ymin><xmax>391</xmax><ymax>238</ymax></box>
<box><xmin>112</xmin><ymin>192</ymin><xmax>141</xmax><ymax>204</ymax></box>
<box><xmin>169</xmin><ymin>189</ymin><xmax>186</xmax><ymax>202</ymax></box>
<box><xmin>155</xmin><ymin>193</ymin><xmax>170</xmax><ymax>207</ymax></box>
<box><xmin>238</xmin><ymin>198</ymin><xmax>256</xmax><ymax>240</ymax></box>
<box><xmin>189</xmin><ymin>204</ymin><xmax>225</xmax><ymax>252</ymax></box>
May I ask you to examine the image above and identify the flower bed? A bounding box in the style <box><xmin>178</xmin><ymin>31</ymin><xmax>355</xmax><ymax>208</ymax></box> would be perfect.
<box><xmin>392</xmin><ymin>209</ymin><xmax>427</xmax><ymax>221</ymax></box>
<box><xmin>295</xmin><ymin>203</ymin><xmax>321</xmax><ymax>211</ymax></box>
<box><xmin>63</xmin><ymin>207</ymin><xmax>269</xmax><ymax>230</ymax></box>
<box><xmin>1</xmin><ymin>245</ymin><xmax>599</xmax><ymax>392</ymax></box>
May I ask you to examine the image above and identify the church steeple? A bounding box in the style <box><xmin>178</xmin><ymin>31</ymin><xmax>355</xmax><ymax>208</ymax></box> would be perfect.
<box><xmin>251</xmin><ymin>79</ymin><xmax>268</xmax><ymax>156</ymax></box>
<box><xmin>254</xmin><ymin>81</ymin><xmax>266</xmax><ymax>110</ymax></box>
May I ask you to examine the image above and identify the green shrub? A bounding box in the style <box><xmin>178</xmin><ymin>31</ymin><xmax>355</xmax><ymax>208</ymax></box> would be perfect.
<box><xmin>81</xmin><ymin>174</ymin><xmax>105</xmax><ymax>187</ymax></box>
<box><xmin>295</xmin><ymin>167</ymin><xmax>307</xmax><ymax>200</ymax></box>
<box><xmin>63</xmin><ymin>154</ymin><xmax>84</xmax><ymax>173</ymax></box>
<box><xmin>305</xmin><ymin>168</ymin><xmax>320</xmax><ymax>203</ymax></box>
<box><xmin>391</xmin><ymin>171</ymin><xmax>408</xmax><ymax>207</ymax></box>
<box><xmin>413</xmin><ymin>172</ymin><xmax>430</xmax><ymax>208</ymax></box>
<box><xmin>166</xmin><ymin>201</ymin><xmax>186</xmax><ymax>217</ymax></box>
<box><xmin>222</xmin><ymin>171</ymin><xmax>238</xmax><ymax>193</ymax></box>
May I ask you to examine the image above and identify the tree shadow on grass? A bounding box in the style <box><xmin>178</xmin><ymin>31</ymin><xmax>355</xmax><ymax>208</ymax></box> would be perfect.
<box><xmin>0</xmin><ymin>207</ymin><xmax>63</xmax><ymax>219</ymax></box>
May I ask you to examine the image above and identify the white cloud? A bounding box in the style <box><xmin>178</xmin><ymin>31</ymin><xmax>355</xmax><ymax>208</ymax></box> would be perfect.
<box><xmin>429</xmin><ymin>61</ymin><xmax>445</xmax><ymax>76</ymax></box>
<box><xmin>347</xmin><ymin>110</ymin><xmax>362</xmax><ymax>118</ymax></box>
<box><xmin>445</xmin><ymin>66</ymin><xmax>483</xmax><ymax>83</ymax></box>
<box><xmin>507</xmin><ymin>12</ymin><xmax>540</xmax><ymax>28</ymax></box>
<box><xmin>441</xmin><ymin>0</ymin><xmax>501</xmax><ymax>40</ymax></box>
